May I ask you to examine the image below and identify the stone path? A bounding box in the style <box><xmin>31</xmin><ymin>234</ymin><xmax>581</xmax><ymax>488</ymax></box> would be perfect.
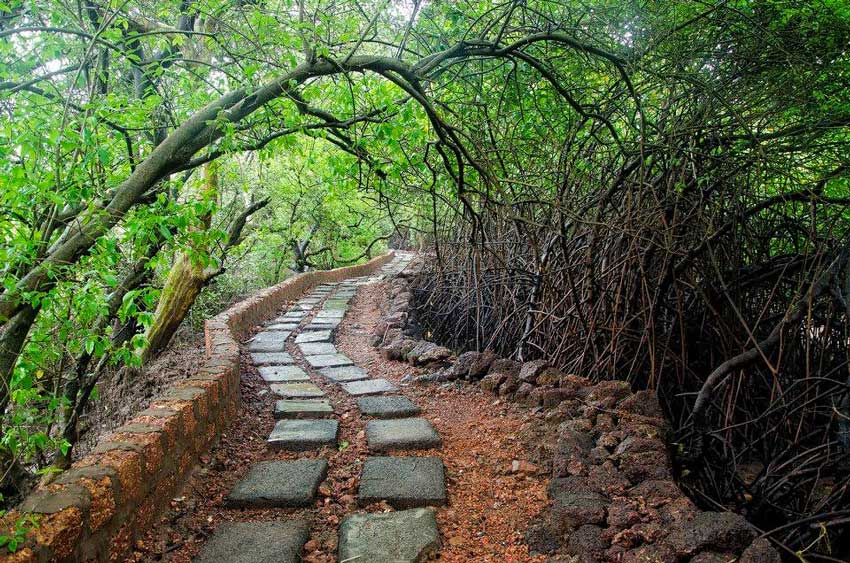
<box><xmin>197</xmin><ymin>252</ymin><xmax>448</xmax><ymax>562</ymax></box>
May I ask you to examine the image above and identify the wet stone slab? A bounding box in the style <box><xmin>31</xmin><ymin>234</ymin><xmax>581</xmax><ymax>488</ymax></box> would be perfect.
<box><xmin>270</xmin><ymin>382</ymin><xmax>325</xmax><ymax>398</ymax></box>
<box><xmin>268</xmin><ymin>419</ymin><xmax>339</xmax><ymax>451</ymax></box>
<box><xmin>320</xmin><ymin>366</ymin><xmax>369</xmax><ymax>382</ymax></box>
<box><xmin>295</xmin><ymin>330</ymin><xmax>333</xmax><ymax>343</ymax></box>
<box><xmin>315</xmin><ymin>309</ymin><xmax>345</xmax><ymax>318</ymax></box>
<box><xmin>258</xmin><ymin>365</ymin><xmax>310</xmax><ymax>382</ymax></box>
<box><xmin>250</xmin><ymin>352</ymin><xmax>295</xmax><ymax>365</ymax></box>
<box><xmin>366</xmin><ymin>418</ymin><xmax>442</xmax><ymax>451</ymax></box>
<box><xmin>305</xmin><ymin>353</ymin><xmax>353</xmax><ymax>368</ymax></box>
<box><xmin>341</xmin><ymin>378</ymin><xmax>399</xmax><ymax>396</ymax></box>
<box><xmin>297</xmin><ymin>342</ymin><xmax>337</xmax><ymax>356</ymax></box>
<box><xmin>226</xmin><ymin>459</ymin><xmax>328</xmax><ymax>508</ymax></box>
<box><xmin>338</xmin><ymin>508</ymin><xmax>440</xmax><ymax>563</ymax></box>
<box><xmin>193</xmin><ymin>520</ymin><xmax>309</xmax><ymax>563</ymax></box>
<box><xmin>274</xmin><ymin>399</ymin><xmax>334</xmax><ymax>419</ymax></box>
<box><xmin>247</xmin><ymin>331</ymin><xmax>290</xmax><ymax>352</ymax></box>
<box><xmin>359</xmin><ymin>456</ymin><xmax>447</xmax><ymax>508</ymax></box>
<box><xmin>357</xmin><ymin>396</ymin><xmax>421</xmax><ymax>418</ymax></box>
<box><xmin>322</xmin><ymin>300</ymin><xmax>350</xmax><ymax>311</ymax></box>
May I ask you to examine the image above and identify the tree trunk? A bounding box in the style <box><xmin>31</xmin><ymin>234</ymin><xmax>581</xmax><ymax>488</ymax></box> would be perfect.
<box><xmin>0</xmin><ymin>303</ymin><xmax>41</xmax><ymax>415</ymax></box>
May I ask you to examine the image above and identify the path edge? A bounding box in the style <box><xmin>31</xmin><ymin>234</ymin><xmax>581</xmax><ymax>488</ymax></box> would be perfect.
<box><xmin>1</xmin><ymin>252</ymin><xmax>395</xmax><ymax>563</ymax></box>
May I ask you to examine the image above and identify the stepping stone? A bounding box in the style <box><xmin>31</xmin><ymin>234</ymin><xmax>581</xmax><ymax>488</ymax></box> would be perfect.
<box><xmin>193</xmin><ymin>520</ymin><xmax>309</xmax><ymax>563</ymax></box>
<box><xmin>278</xmin><ymin>312</ymin><xmax>305</xmax><ymax>321</ymax></box>
<box><xmin>250</xmin><ymin>352</ymin><xmax>295</xmax><ymax>365</ymax></box>
<box><xmin>359</xmin><ymin>456</ymin><xmax>446</xmax><ymax>507</ymax></box>
<box><xmin>366</xmin><ymin>418</ymin><xmax>441</xmax><ymax>451</ymax></box>
<box><xmin>305</xmin><ymin>353</ymin><xmax>353</xmax><ymax>368</ymax></box>
<box><xmin>320</xmin><ymin>366</ymin><xmax>369</xmax><ymax>382</ymax></box>
<box><xmin>268</xmin><ymin>419</ymin><xmax>339</xmax><ymax>450</ymax></box>
<box><xmin>341</xmin><ymin>378</ymin><xmax>398</xmax><ymax>396</ymax></box>
<box><xmin>358</xmin><ymin>396</ymin><xmax>421</xmax><ymax>418</ymax></box>
<box><xmin>226</xmin><ymin>459</ymin><xmax>328</xmax><ymax>508</ymax></box>
<box><xmin>306</xmin><ymin>319</ymin><xmax>341</xmax><ymax>330</ymax></box>
<box><xmin>295</xmin><ymin>330</ymin><xmax>333</xmax><ymax>343</ymax></box>
<box><xmin>274</xmin><ymin>399</ymin><xmax>334</xmax><ymax>419</ymax></box>
<box><xmin>322</xmin><ymin>300</ymin><xmax>350</xmax><ymax>311</ymax></box>
<box><xmin>315</xmin><ymin>309</ymin><xmax>345</xmax><ymax>318</ymax></box>
<box><xmin>247</xmin><ymin>331</ymin><xmax>289</xmax><ymax>352</ymax></box>
<box><xmin>338</xmin><ymin>508</ymin><xmax>440</xmax><ymax>563</ymax></box>
<box><xmin>270</xmin><ymin>382</ymin><xmax>325</xmax><ymax>398</ymax></box>
<box><xmin>266</xmin><ymin>322</ymin><xmax>299</xmax><ymax>331</ymax></box>
<box><xmin>258</xmin><ymin>365</ymin><xmax>310</xmax><ymax>382</ymax></box>
<box><xmin>298</xmin><ymin>342</ymin><xmax>337</xmax><ymax>355</ymax></box>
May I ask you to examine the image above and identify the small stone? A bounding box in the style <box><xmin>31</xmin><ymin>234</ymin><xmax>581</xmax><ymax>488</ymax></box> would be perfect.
<box><xmin>274</xmin><ymin>399</ymin><xmax>334</xmax><ymax>419</ymax></box>
<box><xmin>257</xmin><ymin>365</ymin><xmax>310</xmax><ymax>382</ymax></box>
<box><xmin>305</xmin><ymin>353</ymin><xmax>353</xmax><ymax>368</ymax></box>
<box><xmin>320</xmin><ymin>366</ymin><xmax>369</xmax><ymax>382</ymax></box>
<box><xmin>341</xmin><ymin>379</ymin><xmax>399</xmax><ymax>396</ymax></box>
<box><xmin>194</xmin><ymin>521</ymin><xmax>309</xmax><ymax>563</ymax></box>
<box><xmin>357</xmin><ymin>396</ymin><xmax>421</xmax><ymax>418</ymax></box>
<box><xmin>338</xmin><ymin>508</ymin><xmax>440</xmax><ymax>563</ymax></box>
<box><xmin>267</xmin><ymin>419</ymin><xmax>339</xmax><ymax>451</ymax></box>
<box><xmin>226</xmin><ymin>459</ymin><xmax>327</xmax><ymax>508</ymax></box>
<box><xmin>367</xmin><ymin>418</ymin><xmax>441</xmax><ymax>451</ymax></box>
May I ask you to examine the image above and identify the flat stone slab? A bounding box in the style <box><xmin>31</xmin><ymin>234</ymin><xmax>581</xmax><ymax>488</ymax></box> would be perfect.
<box><xmin>358</xmin><ymin>396</ymin><xmax>421</xmax><ymax>418</ymax></box>
<box><xmin>268</xmin><ymin>419</ymin><xmax>339</xmax><ymax>451</ymax></box>
<box><xmin>359</xmin><ymin>456</ymin><xmax>447</xmax><ymax>507</ymax></box>
<box><xmin>278</xmin><ymin>312</ymin><xmax>306</xmax><ymax>321</ymax></box>
<box><xmin>315</xmin><ymin>309</ymin><xmax>345</xmax><ymax>318</ymax></box>
<box><xmin>270</xmin><ymin>382</ymin><xmax>325</xmax><ymax>398</ymax></box>
<box><xmin>341</xmin><ymin>378</ymin><xmax>399</xmax><ymax>396</ymax></box>
<box><xmin>275</xmin><ymin>399</ymin><xmax>334</xmax><ymax>419</ymax></box>
<box><xmin>297</xmin><ymin>342</ymin><xmax>337</xmax><ymax>356</ymax></box>
<box><xmin>250</xmin><ymin>352</ymin><xmax>295</xmax><ymax>365</ymax></box>
<box><xmin>266</xmin><ymin>322</ymin><xmax>299</xmax><ymax>331</ymax></box>
<box><xmin>322</xmin><ymin>300</ymin><xmax>350</xmax><ymax>311</ymax></box>
<box><xmin>339</xmin><ymin>508</ymin><xmax>440</xmax><ymax>563</ymax></box>
<box><xmin>247</xmin><ymin>331</ymin><xmax>289</xmax><ymax>352</ymax></box>
<box><xmin>305</xmin><ymin>353</ymin><xmax>353</xmax><ymax>368</ymax></box>
<box><xmin>193</xmin><ymin>520</ymin><xmax>309</xmax><ymax>563</ymax></box>
<box><xmin>295</xmin><ymin>330</ymin><xmax>333</xmax><ymax>343</ymax></box>
<box><xmin>320</xmin><ymin>366</ymin><xmax>369</xmax><ymax>382</ymax></box>
<box><xmin>258</xmin><ymin>365</ymin><xmax>310</xmax><ymax>382</ymax></box>
<box><xmin>305</xmin><ymin>321</ymin><xmax>340</xmax><ymax>331</ymax></box>
<box><xmin>226</xmin><ymin>459</ymin><xmax>327</xmax><ymax>508</ymax></box>
<box><xmin>367</xmin><ymin>418</ymin><xmax>441</xmax><ymax>451</ymax></box>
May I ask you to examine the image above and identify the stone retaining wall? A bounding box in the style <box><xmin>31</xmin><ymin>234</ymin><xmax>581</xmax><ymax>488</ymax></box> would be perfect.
<box><xmin>0</xmin><ymin>252</ymin><xmax>393</xmax><ymax>563</ymax></box>
<box><xmin>373</xmin><ymin>264</ymin><xmax>782</xmax><ymax>562</ymax></box>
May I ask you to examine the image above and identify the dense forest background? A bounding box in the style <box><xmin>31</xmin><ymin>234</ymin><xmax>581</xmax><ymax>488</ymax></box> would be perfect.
<box><xmin>1</xmin><ymin>0</ymin><xmax>849</xmax><ymax>558</ymax></box>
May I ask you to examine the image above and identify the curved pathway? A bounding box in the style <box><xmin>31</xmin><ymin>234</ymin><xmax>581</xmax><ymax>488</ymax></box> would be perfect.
<box><xmin>193</xmin><ymin>253</ymin><xmax>446</xmax><ymax>562</ymax></box>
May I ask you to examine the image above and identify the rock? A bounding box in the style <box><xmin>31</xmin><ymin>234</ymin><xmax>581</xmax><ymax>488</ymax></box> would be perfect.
<box><xmin>267</xmin><ymin>419</ymin><xmax>338</xmax><ymax>451</ymax></box>
<box><xmin>194</xmin><ymin>521</ymin><xmax>309</xmax><ymax>563</ymax></box>
<box><xmin>489</xmin><ymin>358</ymin><xmax>521</xmax><ymax>377</ymax></box>
<box><xmin>739</xmin><ymin>538</ymin><xmax>782</xmax><ymax>563</ymax></box>
<box><xmin>510</xmin><ymin>460</ymin><xmax>539</xmax><ymax>475</ymax></box>
<box><xmin>269</xmin><ymin>382</ymin><xmax>325</xmax><ymax>399</ymax></box>
<box><xmin>691</xmin><ymin>552</ymin><xmax>737</xmax><ymax>563</ymax></box>
<box><xmin>567</xmin><ymin>524</ymin><xmax>608</xmax><ymax>561</ymax></box>
<box><xmin>617</xmin><ymin>390</ymin><xmax>665</xmax><ymax>418</ymax></box>
<box><xmin>297</xmin><ymin>342</ymin><xmax>337</xmax><ymax>355</ymax></box>
<box><xmin>515</xmin><ymin>382</ymin><xmax>535</xmax><ymax>400</ymax></box>
<box><xmin>412</xmin><ymin>368</ymin><xmax>454</xmax><ymax>385</ymax></box>
<box><xmin>498</xmin><ymin>374</ymin><xmax>519</xmax><ymax>396</ymax></box>
<box><xmin>606</xmin><ymin>499</ymin><xmax>641</xmax><ymax>529</ymax></box>
<box><xmin>257</xmin><ymin>365</ymin><xmax>310</xmax><ymax>382</ymax></box>
<box><xmin>359</xmin><ymin>456</ymin><xmax>447</xmax><ymax>508</ymax></box>
<box><xmin>519</xmin><ymin>359</ymin><xmax>549</xmax><ymax>384</ymax></box>
<box><xmin>549</xmin><ymin>490</ymin><xmax>608</xmax><ymax>533</ymax></box>
<box><xmin>468</xmin><ymin>350</ymin><xmax>498</xmax><ymax>379</ymax></box>
<box><xmin>414</xmin><ymin>344</ymin><xmax>452</xmax><ymax>366</ymax></box>
<box><xmin>480</xmin><ymin>372</ymin><xmax>507</xmax><ymax>393</ymax></box>
<box><xmin>451</xmin><ymin>351</ymin><xmax>480</xmax><ymax>379</ymax></box>
<box><xmin>524</xmin><ymin>519</ymin><xmax>561</xmax><ymax>555</ymax></box>
<box><xmin>536</xmin><ymin>367</ymin><xmax>563</xmax><ymax>386</ymax></box>
<box><xmin>629</xmin><ymin>480</ymin><xmax>681</xmax><ymax>506</ymax></box>
<box><xmin>274</xmin><ymin>399</ymin><xmax>334</xmax><ymax>419</ymax></box>
<box><xmin>608</xmin><ymin>543</ymin><xmax>677</xmax><ymax>563</ymax></box>
<box><xmin>587</xmin><ymin>380</ymin><xmax>632</xmax><ymax>402</ymax></box>
<box><xmin>319</xmin><ymin>366</ymin><xmax>369</xmax><ymax>382</ymax></box>
<box><xmin>667</xmin><ymin>512</ymin><xmax>756</xmax><ymax>556</ymax></box>
<box><xmin>304</xmin><ymin>353</ymin><xmax>354</xmax><ymax>368</ymax></box>
<box><xmin>338</xmin><ymin>508</ymin><xmax>440</xmax><ymax>563</ymax></box>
